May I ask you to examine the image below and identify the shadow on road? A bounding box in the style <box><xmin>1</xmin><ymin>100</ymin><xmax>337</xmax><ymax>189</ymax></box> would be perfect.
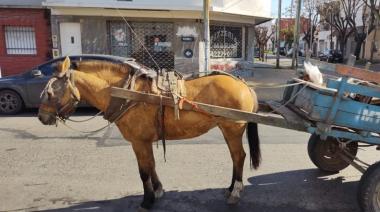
<box><xmin>38</xmin><ymin>169</ymin><xmax>359</xmax><ymax>212</ymax></box>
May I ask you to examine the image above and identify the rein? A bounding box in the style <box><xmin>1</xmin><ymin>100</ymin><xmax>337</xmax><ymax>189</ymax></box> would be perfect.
<box><xmin>57</xmin><ymin>116</ymin><xmax>112</xmax><ymax>134</ymax></box>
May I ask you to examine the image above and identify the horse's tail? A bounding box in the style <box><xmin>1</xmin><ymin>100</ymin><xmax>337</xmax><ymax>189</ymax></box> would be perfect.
<box><xmin>246</xmin><ymin>122</ymin><xmax>261</xmax><ymax>169</ymax></box>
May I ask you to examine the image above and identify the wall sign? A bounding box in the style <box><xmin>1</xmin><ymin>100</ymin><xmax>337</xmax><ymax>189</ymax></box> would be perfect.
<box><xmin>181</xmin><ymin>36</ymin><xmax>195</xmax><ymax>42</ymax></box>
<box><xmin>52</xmin><ymin>49</ymin><xmax>60</xmax><ymax>58</ymax></box>
<box><xmin>184</xmin><ymin>49</ymin><xmax>193</xmax><ymax>58</ymax></box>
<box><xmin>52</xmin><ymin>35</ymin><xmax>58</xmax><ymax>48</ymax></box>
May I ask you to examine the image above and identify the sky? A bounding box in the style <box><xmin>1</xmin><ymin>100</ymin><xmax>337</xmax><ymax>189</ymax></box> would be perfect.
<box><xmin>271</xmin><ymin>0</ymin><xmax>292</xmax><ymax>17</ymax></box>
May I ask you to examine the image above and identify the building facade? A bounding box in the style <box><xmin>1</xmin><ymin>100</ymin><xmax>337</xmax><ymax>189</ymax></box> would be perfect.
<box><xmin>0</xmin><ymin>1</ymin><xmax>52</xmax><ymax>76</ymax></box>
<box><xmin>44</xmin><ymin>0</ymin><xmax>272</xmax><ymax>73</ymax></box>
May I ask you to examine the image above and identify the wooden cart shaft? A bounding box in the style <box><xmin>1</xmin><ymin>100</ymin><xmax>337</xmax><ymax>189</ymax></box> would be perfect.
<box><xmin>111</xmin><ymin>87</ymin><xmax>310</xmax><ymax>132</ymax></box>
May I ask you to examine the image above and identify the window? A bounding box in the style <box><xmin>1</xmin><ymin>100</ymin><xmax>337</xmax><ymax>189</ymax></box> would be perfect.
<box><xmin>5</xmin><ymin>26</ymin><xmax>37</xmax><ymax>55</ymax></box>
<box><xmin>210</xmin><ymin>25</ymin><xmax>242</xmax><ymax>58</ymax></box>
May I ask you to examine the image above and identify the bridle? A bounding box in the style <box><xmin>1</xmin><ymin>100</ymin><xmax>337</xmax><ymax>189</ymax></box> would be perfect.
<box><xmin>40</xmin><ymin>69</ymin><xmax>80</xmax><ymax>121</ymax></box>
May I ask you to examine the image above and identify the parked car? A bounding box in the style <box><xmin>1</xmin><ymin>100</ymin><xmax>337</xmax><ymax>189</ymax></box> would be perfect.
<box><xmin>273</xmin><ymin>47</ymin><xmax>286</xmax><ymax>56</ymax></box>
<box><xmin>286</xmin><ymin>48</ymin><xmax>305</xmax><ymax>57</ymax></box>
<box><xmin>0</xmin><ymin>54</ymin><xmax>132</xmax><ymax>114</ymax></box>
<box><xmin>319</xmin><ymin>49</ymin><xmax>343</xmax><ymax>63</ymax></box>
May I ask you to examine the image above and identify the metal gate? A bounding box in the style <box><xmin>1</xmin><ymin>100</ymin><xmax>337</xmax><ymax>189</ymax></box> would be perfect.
<box><xmin>109</xmin><ymin>21</ymin><xmax>174</xmax><ymax>70</ymax></box>
<box><xmin>210</xmin><ymin>25</ymin><xmax>242</xmax><ymax>59</ymax></box>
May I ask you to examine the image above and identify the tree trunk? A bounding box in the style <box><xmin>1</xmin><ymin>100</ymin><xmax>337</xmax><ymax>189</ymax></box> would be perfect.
<box><xmin>354</xmin><ymin>34</ymin><xmax>365</xmax><ymax>60</ymax></box>
<box><xmin>340</xmin><ymin>39</ymin><xmax>346</xmax><ymax>59</ymax></box>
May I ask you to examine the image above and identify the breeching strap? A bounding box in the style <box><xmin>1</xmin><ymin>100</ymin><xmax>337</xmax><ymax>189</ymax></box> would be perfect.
<box><xmin>158</xmin><ymin>95</ymin><xmax>166</xmax><ymax>162</ymax></box>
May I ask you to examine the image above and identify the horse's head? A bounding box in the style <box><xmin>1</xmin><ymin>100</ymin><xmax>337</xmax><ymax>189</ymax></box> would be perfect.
<box><xmin>38</xmin><ymin>56</ymin><xmax>81</xmax><ymax>125</ymax></box>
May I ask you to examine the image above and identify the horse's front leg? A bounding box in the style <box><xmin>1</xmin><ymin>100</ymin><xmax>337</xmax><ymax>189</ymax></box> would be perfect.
<box><xmin>131</xmin><ymin>141</ymin><xmax>159</xmax><ymax>211</ymax></box>
<box><xmin>152</xmin><ymin>168</ymin><xmax>164</xmax><ymax>199</ymax></box>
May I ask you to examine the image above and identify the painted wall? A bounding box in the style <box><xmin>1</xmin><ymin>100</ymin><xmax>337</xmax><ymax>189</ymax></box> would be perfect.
<box><xmin>173</xmin><ymin>22</ymin><xmax>201</xmax><ymax>74</ymax></box>
<box><xmin>0</xmin><ymin>8</ymin><xmax>52</xmax><ymax>76</ymax></box>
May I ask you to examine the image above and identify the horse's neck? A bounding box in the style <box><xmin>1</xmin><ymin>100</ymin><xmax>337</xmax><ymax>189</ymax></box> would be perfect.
<box><xmin>73</xmin><ymin>71</ymin><xmax>123</xmax><ymax>112</ymax></box>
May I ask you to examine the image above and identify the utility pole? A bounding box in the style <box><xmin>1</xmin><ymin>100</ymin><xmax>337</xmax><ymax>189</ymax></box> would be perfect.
<box><xmin>309</xmin><ymin>13</ymin><xmax>312</xmax><ymax>55</ymax></box>
<box><xmin>276</xmin><ymin>0</ymin><xmax>282</xmax><ymax>68</ymax></box>
<box><xmin>203</xmin><ymin>0</ymin><xmax>210</xmax><ymax>75</ymax></box>
<box><xmin>291</xmin><ymin>0</ymin><xmax>302</xmax><ymax>69</ymax></box>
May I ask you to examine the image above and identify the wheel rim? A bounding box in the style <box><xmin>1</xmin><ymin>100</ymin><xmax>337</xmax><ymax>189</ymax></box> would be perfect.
<box><xmin>0</xmin><ymin>92</ymin><xmax>19</xmax><ymax>113</ymax></box>
<box><xmin>320</xmin><ymin>138</ymin><xmax>341</xmax><ymax>164</ymax></box>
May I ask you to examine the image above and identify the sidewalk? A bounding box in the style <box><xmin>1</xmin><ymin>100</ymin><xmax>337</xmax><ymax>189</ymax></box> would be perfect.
<box><xmin>254</xmin><ymin>54</ymin><xmax>380</xmax><ymax>72</ymax></box>
<box><xmin>246</xmin><ymin>67</ymin><xmax>297</xmax><ymax>101</ymax></box>
<box><xmin>234</xmin><ymin>57</ymin><xmax>298</xmax><ymax>102</ymax></box>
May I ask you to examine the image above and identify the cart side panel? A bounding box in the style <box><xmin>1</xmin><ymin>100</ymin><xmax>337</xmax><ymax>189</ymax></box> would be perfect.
<box><xmin>289</xmin><ymin>83</ymin><xmax>380</xmax><ymax>134</ymax></box>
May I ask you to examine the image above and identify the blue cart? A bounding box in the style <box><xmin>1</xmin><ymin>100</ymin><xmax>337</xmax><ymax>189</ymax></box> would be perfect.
<box><xmin>264</xmin><ymin>64</ymin><xmax>380</xmax><ymax>212</ymax></box>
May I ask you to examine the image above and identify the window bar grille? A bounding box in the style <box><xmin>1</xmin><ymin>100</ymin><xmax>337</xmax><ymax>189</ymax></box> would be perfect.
<box><xmin>5</xmin><ymin>26</ymin><xmax>37</xmax><ymax>55</ymax></box>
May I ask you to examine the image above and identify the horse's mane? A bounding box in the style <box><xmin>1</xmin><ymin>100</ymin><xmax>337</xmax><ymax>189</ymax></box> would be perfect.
<box><xmin>75</xmin><ymin>61</ymin><xmax>132</xmax><ymax>74</ymax></box>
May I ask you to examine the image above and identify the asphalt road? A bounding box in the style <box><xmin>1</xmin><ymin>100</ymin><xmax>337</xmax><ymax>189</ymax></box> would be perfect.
<box><xmin>0</xmin><ymin>110</ymin><xmax>379</xmax><ymax>212</ymax></box>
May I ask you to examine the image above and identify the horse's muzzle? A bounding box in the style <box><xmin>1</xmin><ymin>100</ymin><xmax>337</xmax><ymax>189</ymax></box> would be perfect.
<box><xmin>38</xmin><ymin>113</ymin><xmax>57</xmax><ymax>125</ymax></box>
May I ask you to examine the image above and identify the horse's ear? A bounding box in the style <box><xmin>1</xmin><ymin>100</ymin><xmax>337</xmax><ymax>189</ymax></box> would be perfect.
<box><xmin>60</xmin><ymin>56</ymin><xmax>71</xmax><ymax>73</ymax></box>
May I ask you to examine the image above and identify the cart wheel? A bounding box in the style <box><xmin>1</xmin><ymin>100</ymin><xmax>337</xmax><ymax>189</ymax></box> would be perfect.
<box><xmin>307</xmin><ymin>134</ymin><xmax>358</xmax><ymax>173</ymax></box>
<box><xmin>358</xmin><ymin>161</ymin><xmax>380</xmax><ymax>212</ymax></box>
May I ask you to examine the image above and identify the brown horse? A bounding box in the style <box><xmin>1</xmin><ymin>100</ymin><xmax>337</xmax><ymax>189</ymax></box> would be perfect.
<box><xmin>38</xmin><ymin>57</ymin><xmax>261</xmax><ymax>211</ymax></box>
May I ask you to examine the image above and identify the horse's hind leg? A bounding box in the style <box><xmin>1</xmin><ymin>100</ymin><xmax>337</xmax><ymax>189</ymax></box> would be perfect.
<box><xmin>218</xmin><ymin>122</ymin><xmax>247</xmax><ymax>204</ymax></box>
<box><xmin>131</xmin><ymin>141</ymin><xmax>163</xmax><ymax>211</ymax></box>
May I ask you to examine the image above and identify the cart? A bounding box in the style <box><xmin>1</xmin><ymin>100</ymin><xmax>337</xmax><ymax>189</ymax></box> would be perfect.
<box><xmin>111</xmin><ymin>64</ymin><xmax>380</xmax><ymax>212</ymax></box>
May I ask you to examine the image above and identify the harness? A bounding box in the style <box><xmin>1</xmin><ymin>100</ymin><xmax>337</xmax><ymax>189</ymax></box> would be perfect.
<box><xmin>104</xmin><ymin>60</ymin><xmax>186</xmax><ymax>160</ymax></box>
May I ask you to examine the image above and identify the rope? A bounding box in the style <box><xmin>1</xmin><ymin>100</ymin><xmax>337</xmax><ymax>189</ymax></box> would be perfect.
<box><xmin>178</xmin><ymin>96</ymin><xmax>210</xmax><ymax>115</ymax></box>
<box><xmin>267</xmin><ymin>83</ymin><xmax>308</xmax><ymax>114</ymax></box>
<box><xmin>247</xmin><ymin>81</ymin><xmax>305</xmax><ymax>89</ymax></box>
<box><xmin>66</xmin><ymin>111</ymin><xmax>103</xmax><ymax>123</ymax></box>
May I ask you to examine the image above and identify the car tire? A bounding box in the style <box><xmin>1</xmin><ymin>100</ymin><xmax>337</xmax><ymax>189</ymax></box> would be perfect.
<box><xmin>0</xmin><ymin>90</ymin><xmax>24</xmax><ymax>115</ymax></box>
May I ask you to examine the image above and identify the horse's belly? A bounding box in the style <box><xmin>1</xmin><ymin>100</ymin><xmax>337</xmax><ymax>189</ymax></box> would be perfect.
<box><xmin>164</xmin><ymin>111</ymin><xmax>217</xmax><ymax>140</ymax></box>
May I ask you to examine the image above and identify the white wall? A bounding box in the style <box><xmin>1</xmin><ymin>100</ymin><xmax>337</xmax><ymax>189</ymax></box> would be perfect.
<box><xmin>44</xmin><ymin>0</ymin><xmax>271</xmax><ymax>18</ymax></box>
<box><xmin>317</xmin><ymin>30</ymin><xmax>337</xmax><ymax>52</ymax></box>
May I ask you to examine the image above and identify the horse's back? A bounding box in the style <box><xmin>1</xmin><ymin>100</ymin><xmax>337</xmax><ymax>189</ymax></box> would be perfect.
<box><xmin>185</xmin><ymin>75</ymin><xmax>257</xmax><ymax>113</ymax></box>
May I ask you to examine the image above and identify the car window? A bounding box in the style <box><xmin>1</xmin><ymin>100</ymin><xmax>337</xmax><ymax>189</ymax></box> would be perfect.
<box><xmin>38</xmin><ymin>57</ymin><xmax>82</xmax><ymax>76</ymax></box>
<box><xmin>38</xmin><ymin>60</ymin><xmax>60</xmax><ymax>76</ymax></box>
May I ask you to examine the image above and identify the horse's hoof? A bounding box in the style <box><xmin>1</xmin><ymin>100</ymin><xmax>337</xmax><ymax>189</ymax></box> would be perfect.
<box><xmin>137</xmin><ymin>206</ymin><xmax>149</xmax><ymax>212</ymax></box>
<box><xmin>154</xmin><ymin>187</ymin><xmax>165</xmax><ymax>199</ymax></box>
<box><xmin>226</xmin><ymin>195</ymin><xmax>240</xmax><ymax>205</ymax></box>
<box><xmin>224</xmin><ymin>189</ymin><xmax>231</xmax><ymax>198</ymax></box>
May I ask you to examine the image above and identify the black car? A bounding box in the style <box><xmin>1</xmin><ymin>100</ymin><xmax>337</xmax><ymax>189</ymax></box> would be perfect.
<box><xmin>319</xmin><ymin>49</ymin><xmax>343</xmax><ymax>63</ymax></box>
<box><xmin>273</xmin><ymin>47</ymin><xmax>286</xmax><ymax>56</ymax></box>
<box><xmin>0</xmin><ymin>54</ymin><xmax>132</xmax><ymax>114</ymax></box>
